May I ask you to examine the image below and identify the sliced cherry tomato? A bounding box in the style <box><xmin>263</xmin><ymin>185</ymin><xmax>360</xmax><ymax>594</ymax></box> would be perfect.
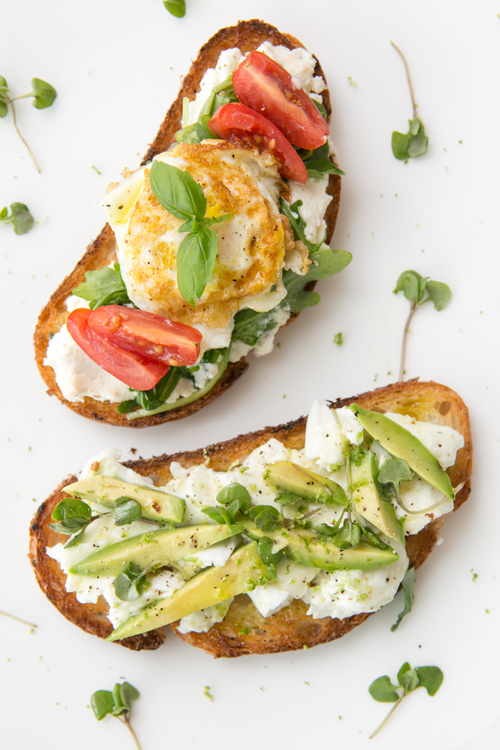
<box><xmin>208</xmin><ymin>103</ymin><xmax>307</xmax><ymax>184</ymax></box>
<box><xmin>232</xmin><ymin>51</ymin><xmax>329</xmax><ymax>150</ymax></box>
<box><xmin>87</xmin><ymin>306</ymin><xmax>202</xmax><ymax>367</ymax></box>
<box><xmin>67</xmin><ymin>308</ymin><xmax>169</xmax><ymax>391</ymax></box>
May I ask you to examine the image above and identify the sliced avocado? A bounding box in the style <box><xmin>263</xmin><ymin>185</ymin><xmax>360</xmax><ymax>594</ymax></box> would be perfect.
<box><xmin>265</xmin><ymin>461</ymin><xmax>347</xmax><ymax>506</ymax></box>
<box><xmin>242</xmin><ymin>521</ymin><xmax>399</xmax><ymax>572</ymax></box>
<box><xmin>107</xmin><ymin>542</ymin><xmax>273</xmax><ymax>641</ymax></box>
<box><xmin>69</xmin><ymin>523</ymin><xmax>243</xmax><ymax>577</ymax></box>
<box><xmin>350</xmin><ymin>452</ymin><xmax>404</xmax><ymax>545</ymax></box>
<box><xmin>349</xmin><ymin>404</ymin><xmax>454</xmax><ymax>499</ymax></box>
<box><xmin>64</xmin><ymin>476</ymin><xmax>185</xmax><ymax>524</ymax></box>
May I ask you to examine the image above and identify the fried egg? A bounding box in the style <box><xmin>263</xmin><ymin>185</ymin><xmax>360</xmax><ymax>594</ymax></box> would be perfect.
<box><xmin>102</xmin><ymin>141</ymin><xmax>295</xmax><ymax>330</ymax></box>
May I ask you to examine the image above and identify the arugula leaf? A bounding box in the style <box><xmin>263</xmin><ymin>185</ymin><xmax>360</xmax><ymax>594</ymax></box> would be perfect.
<box><xmin>391</xmin><ymin>43</ymin><xmax>428</xmax><ymax>160</ymax></box>
<box><xmin>177</xmin><ymin>226</ymin><xmax>218</xmax><ymax>307</ymax></box>
<box><xmin>175</xmin><ymin>75</ymin><xmax>238</xmax><ymax>144</ymax></box>
<box><xmin>164</xmin><ymin>0</ymin><xmax>186</xmax><ymax>17</ymax></box>
<box><xmin>280</xmin><ymin>198</ymin><xmax>323</xmax><ymax>254</ymax></box>
<box><xmin>72</xmin><ymin>264</ymin><xmax>131</xmax><ymax>309</ymax></box>
<box><xmin>232</xmin><ymin>308</ymin><xmax>280</xmax><ymax>346</ymax></box>
<box><xmin>0</xmin><ymin>202</ymin><xmax>34</xmax><ymax>235</ymax></box>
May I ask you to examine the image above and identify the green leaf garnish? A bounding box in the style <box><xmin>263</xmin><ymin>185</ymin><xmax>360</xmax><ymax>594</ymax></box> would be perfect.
<box><xmin>72</xmin><ymin>263</ymin><xmax>131</xmax><ymax>309</ymax></box>
<box><xmin>49</xmin><ymin>497</ymin><xmax>92</xmax><ymax>538</ymax></box>
<box><xmin>257</xmin><ymin>536</ymin><xmax>286</xmax><ymax>567</ymax></box>
<box><xmin>112</xmin><ymin>497</ymin><xmax>143</xmax><ymax>526</ymax></box>
<box><xmin>394</xmin><ymin>269</ymin><xmax>451</xmax><ymax>380</ymax></box>
<box><xmin>113</xmin><ymin>562</ymin><xmax>149</xmax><ymax>601</ymax></box>
<box><xmin>0</xmin><ymin>75</ymin><xmax>57</xmax><ymax>172</ymax></box>
<box><xmin>391</xmin><ymin>42</ymin><xmax>428</xmax><ymax>161</ymax></box>
<box><xmin>249</xmin><ymin>505</ymin><xmax>280</xmax><ymax>532</ymax></box>
<box><xmin>217</xmin><ymin>483</ymin><xmax>251</xmax><ymax>513</ymax></box>
<box><xmin>91</xmin><ymin>682</ymin><xmax>142</xmax><ymax>749</ymax></box>
<box><xmin>0</xmin><ymin>202</ymin><xmax>34</xmax><ymax>235</ymax></box>
<box><xmin>378</xmin><ymin>458</ymin><xmax>413</xmax><ymax>493</ymax></box>
<box><xmin>331</xmin><ymin>518</ymin><xmax>361</xmax><ymax>549</ymax></box>
<box><xmin>175</xmin><ymin>75</ymin><xmax>238</xmax><ymax>144</ymax></box>
<box><xmin>391</xmin><ymin>567</ymin><xmax>415</xmax><ymax>631</ymax></box>
<box><xmin>164</xmin><ymin>0</ymin><xmax>186</xmax><ymax>17</ymax></box>
<box><xmin>176</xmin><ymin>226</ymin><xmax>218</xmax><ymax>307</ymax></box>
<box><xmin>369</xmin><ymin>661</ymin><xmax>443</xmax><ymax>738</ymax></box>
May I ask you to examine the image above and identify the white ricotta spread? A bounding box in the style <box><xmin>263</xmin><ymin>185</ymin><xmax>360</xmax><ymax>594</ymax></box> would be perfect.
<box><xmin>48</xmin><ymin>403</ymin><xmax>464</xmax><ymax>634</ymax></box>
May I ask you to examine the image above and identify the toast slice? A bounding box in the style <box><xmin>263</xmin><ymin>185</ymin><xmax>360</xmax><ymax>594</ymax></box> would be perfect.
<box><xmin>33</xmin><ymin>19</ymin><xmax>342</xmax><ymax>428</ymax></box>
<box><xmin>29</xmin><ymin>380</ymin><xmax>472</xmax><ymax>655</ymax></box>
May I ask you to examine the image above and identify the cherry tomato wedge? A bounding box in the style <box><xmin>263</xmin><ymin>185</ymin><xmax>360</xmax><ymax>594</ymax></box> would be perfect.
<box><xmin>67</xmin><ymin>308</ymin><xmax>169</xmax><ymax>391</ymax></box>
<box><xmin>87</xmin><ymin>306</ymin><xmax>202</xmax><ymax>367</ymax></box>
<box><xmin>232</xmin><ymin>51</ymin><xmax>329</xmax><ymax>150</ymax></box>
<box><xmin>208</xmin><ymin>103</ymin><xmax>307</xmax><ymax>184</ymax></box>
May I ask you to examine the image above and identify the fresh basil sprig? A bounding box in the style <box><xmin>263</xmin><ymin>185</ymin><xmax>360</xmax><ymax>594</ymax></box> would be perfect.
<box><xmin>91</xmin><ymin>682</ymin><xmax>142</xmax><ymax>749</ymax></box>
<box><xmin>0</xmin><ymin>202</ymin><xmax>34</xmax><ymax>235</ymax></box>
<box><xmin>164</xmin><ymin>0</ymin><xmax>185</xmax><ymax>18</ymax></box>
<box><xmin>72</xmin><ymin>263</ymin><xmax>132</xmax><ymax>309</ymax></box>
<box><xmin>394</xmin><ymin>270</ymin><xmax>451</xmax><ymax>380</ymax></box>
<box><xmin>391</xmin><ymin>566</ymin><xmax>415</xmax><ymax>631</ymax></box>
<box><xmin>391</xmin><ymin>42</ymin><xmax>428</xmax><ymax>161</ymax></box>
<box><xmin>369</xmin><ymin>662</ymin><xmax>443</xmax><ymax>738</ymax></box>
<box><xmin>149</xmin><ymin>161</ymin><xmax>233</xmax><ymax>306</ymax></box>
<box><xmin>0</xmin><ymin>76</ymin><xmax>57</xmax><ymax>172</ymax></box>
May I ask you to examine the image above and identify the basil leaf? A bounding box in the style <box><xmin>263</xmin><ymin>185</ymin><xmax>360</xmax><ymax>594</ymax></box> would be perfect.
<box><xmin>112</xmin><ymin>497</ymin><xmax>142</xmax><ymax>526</ymax></box>
<box><xmin>72</xmin><ymin>264</ymin><xmax>130</xmax><ymax>309</ymax></box>
<box><xmin>91</xmin><ymin>690</ymin><xmax>115</xmax><ymax>721</ymax></box>
<box><xmin>368</xmin><ymin>675</ymin><xmax>400</xmax><ymax>703</ymax></box>
<box><xmin>414</xmin><ymin>667</ymin><xmax>443</xmax><ymax>697</ymax></box>
<box><xmin>164</xmin><ymin>0</ymin><xmax>186</xmax><ymax>18</ymax></box>
<box><xmin>149</xmin><ymin>161</ymin><xmax>206</xmax><ymax>222</ymax></box>
<box><xmin>177</xmin><ymin>227</ymin><xmax>218</xmax><ymax>307</ymax></box>
<box><xmin>31</xmin><ymin>78</ymin><xmax>57</xmax><ymax>110</ymax></box>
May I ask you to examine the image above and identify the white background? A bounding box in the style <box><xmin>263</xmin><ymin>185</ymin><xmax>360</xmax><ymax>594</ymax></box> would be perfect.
<box><xmin>1</xmin><ymin>1</ymin><xmax>499</xmax><ymax>748</ymax></box>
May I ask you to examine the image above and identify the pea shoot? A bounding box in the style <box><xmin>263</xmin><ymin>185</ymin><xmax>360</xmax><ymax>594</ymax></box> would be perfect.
<box><xmin>0</xmin><ymin>202</ymin><xmax>34</xmax><ymax>235</ymax></box>
<box><xmin>390</xmin><ymin>43</ymin><xmax>428</xmax><ymax>161</ymax></box>
<box><xmin>369</xmin><ymin>662</ymin><xmax>443</xmax><ymax>738</ymax></box>
<box><xmin>0</xmin><ymin>76</ymin><xmax>57</xmax><ymax>172</ymax></box>
<box><xmin>91</xmin><ymin>682</ymin><xmax>142</xmax><ymax>749</ymax></box>
<box><xmin>394</xmin><ymin>270</ymin><xmax>451</xmax><ymax>381</ymax></box>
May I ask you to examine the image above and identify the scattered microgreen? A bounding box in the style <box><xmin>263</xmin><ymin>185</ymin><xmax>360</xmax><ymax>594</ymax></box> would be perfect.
<box><xmin>369</xmin><ymin>662</ymin><xmax>443</xmax><ymax>738</ymax></box>
<box><xmin>333</xmin><ymin>332</ymin><xmax>343</xmax><ymax>346</ymax></box>
<box><xmin>0</xmin><ymin>202</ymin><xmax>34</xmax><ymax>235</ymax></box>
<box><xmin>72</xmin><ymin>263</ymin><xmax>132</xmax><ymax>309</ymax></box>
<box><xmin>164</xmin><ymin>0</ymin><xmax>186</xmax><ymax>18</ymax></box>
<box><xmin>113</xmin><ymin>562</ymin><xmax>150</xmax><ymax>601</ymax></box>
<box><xmin>91</xmin><ymin>682</ymin><xmax>142</xmax><ymax>749</ymax></box>
<box><xmin>0</xmin><ymin>76</ymin><xmax>57</xmax><ymax>172</ymax></box>
<box><xmin>394</xmin><ymin>270</ymin><xmax>451</xmax><ymax>380</ymax></box>
<box><xmin>149</xmin><ymin>161</ymin><xmax>232</xmax><ymax>306</ymax></box>
<box><xmin>0</xmin><ymin>610</ymin><xmax>37</xmax><ymax>629</ymax></box>
<box><xmin>391</xmin><ymin>567</ymin><xmax>415</xmax><ymax>631</ymax></box>
<box><xmin>390</xmin><ymin>43</ymin><xmax>428</xmax><ymax>161</ymax></box>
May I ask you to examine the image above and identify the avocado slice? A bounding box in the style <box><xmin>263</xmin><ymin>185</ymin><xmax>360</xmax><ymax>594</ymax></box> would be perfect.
<box><xmin>350</xmin><ymin>452</ymin><xmax>404</xmax><ymax>544</ymax></box>
<box><xmin>349</xmin><ymin>404</ymin><xmax>454</xmax><ymax>499</ymax></box>
<box><xmin>69</xmin><ymin>523</ymin><xmax>243</xmax><ymax>577</ymax></box>
<box><xmin>107</xmin><ymin>542</ymin><xmax>273</xmax><ymax>641</ymax></box>
<box><xmin>64</xmin><ymin>476</ymin><xmax>185</xmax><ymax>524</ymax></box>
<box><xmin>243</xmin><ymin>522</ymin><xmax>399</xmax><ymax>572</ymax></box>
<box><xmin>265</xmin><ymin>461</ymin><xmax>347</xmax><ymax>506</ymax></box>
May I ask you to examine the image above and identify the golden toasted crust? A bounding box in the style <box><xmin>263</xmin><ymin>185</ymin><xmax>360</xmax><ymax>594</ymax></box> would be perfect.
<box><xmin>33</xmin><ymin>19</ymin><xmax>341</xmax><ymax>428</ymax></box>
<box><xmin>29</xmin><ymin>380</ymin><xmax>472</xmax><ymax>656</ymax></box>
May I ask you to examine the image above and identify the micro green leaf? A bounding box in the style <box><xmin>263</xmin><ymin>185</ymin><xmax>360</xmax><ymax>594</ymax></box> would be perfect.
<box><xmin>399</xmin><ymin>665</ymin><xmax>419</xmax><ymax>693</ymax></box>
<box><xmin>378</xmin><ymin>458</ymin><xmax>413</xmax><ymax>494</ymax></box>
<box><xmin>217</xmin><ymin>483</ymin><xmax>251</xmax><ymax>513</ymax></box>
<box><xmin>363</xmin><ymin>526</ymin><xmax>391</xmax><ymax>551</ymax></box>
<box><xmin>391</xmin><ymin>42</ymin><xmax>428</xmax><ymax>161</ymax></box>
<box><xmin>50</xmin><ymin>497</ymin><xmax>92</xmax><ymax>536</ymax></box>
<box><xmin>332</xmin><ymin>519</ymin><xmax>361</xmax><ymax>549</ymax></box>
<box><xmin>394</xmin><ymin>269</ymin><xmax>451</xmax><ymax>380</ymax></box>
<box><xmin>91</xmin><ymin>682</ymin><xmax>142</xmax><ymax>749</ymax></box>
<box><xmin>31</xmin><ymin>78</ymin><xmax>57</xmax><ymax>109</ymax></box>
<box><xmin>257</xmin><ymin>536</ymin><xmax>286</xmax><ymax>567</ymax></box>
<box><xmin>113</xmin><ymin>562</ymin><xmax>148</xmax><ymax>601</ymax></box>
<box><xmin>164</xmin><ymin>0</ymin><xmax>186</xmax><ymax>18</ymax></box>
<box><xmin>391</xmin><ymin>566</ymin><xmax>415</xmax><ymax>631</ymax></box>
<box><xmin>72</xmin><ymin>263</ymin><xmax>131</xmax><ymax>309</ymax></box>
<box><xmin>414</xmin><ymin>667</ymin><xmax>444</xmax><ymax>696</ymax></box>
<box><xmin>91</xmin><ymin>690</ymin><xmax>115</xmax><ymax>720</ymax></box>
<box><xmin>112</xmin><ymin>497</ymin><xmax>142</xmax><ymax>526</ymax></box>
<box><xmin>249</xmin><ymin>505</ymin><xmax>280</xmax><ymax>532</ymax></box>
<box><xmin>369</xmin><ymin>675</ymin><xmax>400</xmax><ymax>703</ymax></box>
<box><xmin>0</xmin><ymin>202</ymin><xmax>34</xmax><ymax>235</ymax></box>
<box><xmin>202</xmin><ymin>506</ymin><xmax>230</xmax><ymax>526</ymax></box>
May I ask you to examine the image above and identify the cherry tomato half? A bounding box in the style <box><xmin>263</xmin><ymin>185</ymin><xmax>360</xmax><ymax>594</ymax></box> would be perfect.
<box><xmin>87</xmin><ymin>306</ymin><xmax>202</xmax><ymax>367</ymax></box>
<box><xmin>67</xmin><ymin>308</ymin><xmax>169</xmax><ymax>391</ymax></box>
<box><xmin>208</xmin><ymin>103</ymin><xmax>307</xmax><ymax>184</ymax></box>
<box><xmin>232</xmin><ymin>51</ymin><xmax>329</xmax><ymax>150</ymax></box>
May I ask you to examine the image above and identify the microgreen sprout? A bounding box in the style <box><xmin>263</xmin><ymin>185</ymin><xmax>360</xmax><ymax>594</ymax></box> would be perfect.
<box><xmin>369</xmin><ymin>662</ymin><xmax>443</xmax><ymax>738</ymax></box>
<box><xmin>0</xmin><ymin>202</ymin><xmax>34</xmax><ymax>235</ymax></box>
<box><xmin>333</xmin><ymin>332</ymin><xmax>343</xmax><ymax>346</ymax></box>
<box><xmin>164</xmin><ymin>0</ymin><xmax>186</xmax><ymax>18</ymax></box>
<box><xmin>390</xmin><ymin>43</ymin><xmax>428</xmax><ymax>161</ymax></box>
<box><xmin>0</xmin><ymin>76</ymin><xmax>57</xmax><ymax>172</ymax></box>
<box><xmin>91</xmin><ymin>682</ymin><xmax>142</xmax><ymax>749</ymax></box>
<box><xmin>391</xmin><ymin>567</ymin><xmax>415</xmax><ymax>631</ymax></box>
<box><xmin>0</xmin><ymin>610</ymin><xmax>37</xmax><ymax>629</ymax></box>
<box><xmin>394</xmin><ymin>270</ymin><xmax>451</xmax><ymax>381</ymax></box>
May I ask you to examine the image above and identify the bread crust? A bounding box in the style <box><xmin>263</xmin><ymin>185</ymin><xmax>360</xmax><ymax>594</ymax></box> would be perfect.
<box><xmin>33</xmin><ymin>19</ymin><xmax>341</xmax><ymax>428</ymax></box>
<box><xmin>29</xmin><ymin>380</ymin><xmax>472</xmax><ymax>656</ymax></box>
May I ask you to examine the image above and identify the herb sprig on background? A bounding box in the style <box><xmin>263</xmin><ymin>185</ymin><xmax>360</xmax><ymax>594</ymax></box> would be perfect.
<box><xmin>390</xmin><ymin>43</ymin><xmax>428</xmax><ymax>161</ymax></box>
<box><xmin>0</xmin><ymin>76</ymin><xmax>57</xmax><ymax>172</ymax></box>
<box><xmin>394</xmin><ymin>270</ymin><xmax>451</xmax><ymax>380</ymax></box>
<box><xmin>369</xmin><ymin>662</ymin><xmax>443</xmax><ymax>738</ymax></box>
<box><xmin>91</xmin><ymin>682</ymin><xmax>142</xmax><ymax>749</ymax></box>
<box><xmin>0</xmin><ymin>202</ymin><xmax>34</xmax><ymax>235</ymax></box>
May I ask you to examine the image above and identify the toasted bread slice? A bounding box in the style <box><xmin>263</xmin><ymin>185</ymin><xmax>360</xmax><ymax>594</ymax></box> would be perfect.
<box><xmin>33</xmin><ymin>20</ymin><xmax>341</xmax><ymax>428</ymax></box>
<box><xmin>29</xmin><ymin>380</ymin><xmax>472</xmax><ymax>655</ymax></box>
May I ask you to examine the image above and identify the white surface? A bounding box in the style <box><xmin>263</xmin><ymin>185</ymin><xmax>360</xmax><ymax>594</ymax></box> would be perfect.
<box><xmin>1</xmin><ymin>1</ymin><xmax>499</xmax><ymax>748</ymax></box>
